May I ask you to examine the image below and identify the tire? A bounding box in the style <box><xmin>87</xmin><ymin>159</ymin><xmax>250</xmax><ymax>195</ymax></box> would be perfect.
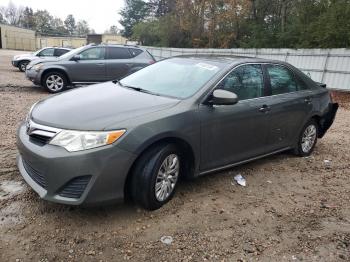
<box><xmin>43</xmin><ymin>71</ymin><xmax>67</xmax><ymax>93</ymax></box>
<box><xmin>18</xmin><ymin>61</ymin><xmax>29</xmax><ymax>72</ymax></box>
<box><xmin>294</xmin><ymin>119</ymin><xmax>318</xmax><ymax>157</ymax></box>
<box><xmin>130</xmin><ymin>143</ymin><xmax>181</xmax><ymax>210</ymax></box>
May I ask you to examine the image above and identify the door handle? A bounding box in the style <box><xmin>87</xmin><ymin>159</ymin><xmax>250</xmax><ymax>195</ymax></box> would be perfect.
<box><xmin>259</xmin><ymin>105</ymin><xmax>271</xmax><ymax>113</ymax></box>
<box><xmin>96</xmin><ymin>63</ymin><xmax>104</xmax><ymax>66</ymax></box>
<box><xmin>304</xmin><ymin>97</ymin><xmax>312</xmax><ymax>104</ymax></box>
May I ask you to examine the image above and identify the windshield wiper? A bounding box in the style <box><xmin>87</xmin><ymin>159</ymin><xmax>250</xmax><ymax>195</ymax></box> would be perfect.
<box><xmin>113</xmin><ymin>80</ymin><xmax>160</xmax><ymax>96</ymax></box>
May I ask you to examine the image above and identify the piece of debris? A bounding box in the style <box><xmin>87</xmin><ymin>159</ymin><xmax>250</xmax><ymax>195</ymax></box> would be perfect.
<box><xmin>267</xmin><ymin>180</ymin><xmax>272</xmax><ymax>184</ymax></box>
<box><xmin>234</xmin><ymin>174</ymin><xmax>246</xmax><ymax>187</ymax></box>
<box><xmin>324</xmin><ymin>159</ymin><xmax>332</xmax><ymax>168</ymax></box>
<box><xmin>160</xmin><ymin>236</ymin><xmax>173</xmax><ymax>245</ymax></box>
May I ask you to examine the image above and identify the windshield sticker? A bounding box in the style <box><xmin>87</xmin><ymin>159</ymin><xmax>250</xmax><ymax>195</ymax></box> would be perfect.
<box><xmin>195</xmin><ymin>63</ymin><xmax>218</xmax><ymax>71</ymax></box>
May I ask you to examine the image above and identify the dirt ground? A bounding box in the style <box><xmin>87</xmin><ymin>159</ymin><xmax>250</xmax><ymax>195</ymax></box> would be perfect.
<box><xmin>0</xmin><ymin>49</ymin><xmax>350</xmax><ymax>262</ymax></box>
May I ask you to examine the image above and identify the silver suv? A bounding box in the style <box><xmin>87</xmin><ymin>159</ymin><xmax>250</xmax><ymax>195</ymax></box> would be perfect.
<box><xmin>25</xmin><ymin>44</ymin><xmax>156</xmax><ymax>93</ymax></box>
<box><xmin>12</xmin><ymin>47</ymin><xmax>71</xmax><ymax>72</ymax></box>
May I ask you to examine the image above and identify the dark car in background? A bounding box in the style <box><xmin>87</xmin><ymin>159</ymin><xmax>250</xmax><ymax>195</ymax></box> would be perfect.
<box><xmin>12</xmin><ymin>47</ymin><xmax>71</xmax><ymax>72</ymax></box>
<box><xmin>17</xmin><ymin>56</ymin><xmax>338</xmax><ymax>210</ymax></box>
<box><xmin>25</xmin><ymin>44</ymin><xmax>156</xmax><ymax>93</ymax></box>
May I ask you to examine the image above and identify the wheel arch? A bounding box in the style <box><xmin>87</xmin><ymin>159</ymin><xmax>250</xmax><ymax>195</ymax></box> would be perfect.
<box><xmin>41</xmin><ymin>68</ymin><xmax>71</xmax><ymax>86</ymax></box>
<box><xmin>124</xmin><ymin>136</ymin><xmax>196</xmax><ymax>198</ymax></box>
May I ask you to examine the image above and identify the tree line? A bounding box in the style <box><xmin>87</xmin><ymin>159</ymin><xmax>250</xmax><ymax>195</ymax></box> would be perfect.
<box><xmin>0</xmin><ymin>1</ymin><xmax>93</xmax><ymax>36</ymax></box>
<box><xmin>119</xmin><ymin>0</ymin><xmax>350</xmax><ymax>48</ymax></box>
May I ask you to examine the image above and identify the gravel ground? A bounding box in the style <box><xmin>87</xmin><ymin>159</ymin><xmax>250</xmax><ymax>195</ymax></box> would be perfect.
<box><xmin>0</xmin><ymin>49</ymin><xmax>350</xmax><ymax>262</ymax></box>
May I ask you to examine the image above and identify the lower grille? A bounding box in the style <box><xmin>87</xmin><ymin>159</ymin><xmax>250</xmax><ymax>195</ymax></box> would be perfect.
<box><xmin>58</xmin><ymin>176</ymin><xmax>91</xmax><ymax>199</ymax></box>
<box><xmin>22</xmin><ymin>159</ymin><xmax>47</xmax><ymax>189</ymax></box>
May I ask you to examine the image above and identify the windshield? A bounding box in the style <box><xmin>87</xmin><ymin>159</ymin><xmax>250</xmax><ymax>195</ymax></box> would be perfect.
<box><xmin>120</xmin><ymin>58</ymin><xmax>223</xmax><ymax>99</ymax></box>
<box><xmin>59</xmin><ymin>46</ymin><xmax>86</xmax><ymax>60</ymax></box>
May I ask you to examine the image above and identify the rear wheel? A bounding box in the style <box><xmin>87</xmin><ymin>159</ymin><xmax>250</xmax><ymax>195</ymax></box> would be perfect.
<box><xmin>294</xmin><ymin>119</ymin><xmax>318</xmax><ymax>156</ymax></box>
<box><xmin>43</xmin><ymin>72</ymin><xmax>67</xmax><ymax>93</ymax></box>
<box><xmin>18</xmin><ymin>61</ymin><xmax>29</xmax><ymax>72</ymax></box>
<box><xmin>130</xmin><ymin>143</ymin><xmax>181</xmax><ymax>210</ymax></box>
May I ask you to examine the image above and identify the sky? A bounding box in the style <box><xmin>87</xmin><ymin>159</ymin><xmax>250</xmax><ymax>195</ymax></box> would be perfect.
<box><xmin>0</xmin><ymin>0</ymin><xmax>125</xmax><ymax>33</ymax></box>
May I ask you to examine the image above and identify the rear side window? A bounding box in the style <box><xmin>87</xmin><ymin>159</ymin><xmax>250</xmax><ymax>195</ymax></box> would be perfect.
<box><xmin>38</xmin><ymin>48</ymin><xmax>55</xmax><ymax>57</ymax></box>
<box><xmin>128</xmin><ymin>48</ymin><xmax>143</xmax><ymax>58</ymax></box>
<box><xmin>267</xmin><ymin>65</ymin><xmax>297</xmax><ymax>95</ymax></box>
<box><xmin>54</xmin><ymin>49</ymin><xmax>69</xmax><ymax>57</ymax></box>
<box><xmin>79</xmin><ymin>47</ymin><xmax>105</xmax><ymax>60</ymax></box>
<box><xmin>108</xmin><ymin>47</ymin><xmax>131</xmax><ymax>59</ymax></box>
<box><xmin>218</xmin><ymin>64</ymin><xmax>264</xmax><ymax>100</ymax></box>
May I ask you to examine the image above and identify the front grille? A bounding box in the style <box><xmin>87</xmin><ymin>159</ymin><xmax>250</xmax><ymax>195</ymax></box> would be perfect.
<box><xmin>29</xmin><ymin>134</ymin><xmax>52</xmax><ymax>145</ymax></box>
<box><xmin>58</xmin><ymin>176</ymin><xmax>91</xmax><ymax>199</ymax></box>
<box><xmin>27</xmin><ymin>120</ymin><xmax>61</xmax><ymax>145</ymax></box>
<box><xmin>22</xmin><ymin>159</ymin><xmax>47</xmax><ymax>189</ymax></box>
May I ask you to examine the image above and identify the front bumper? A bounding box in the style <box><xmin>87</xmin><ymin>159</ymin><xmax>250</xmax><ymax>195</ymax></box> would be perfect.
<box><xmin>25</xmin><ymin>68</ymin><xmax>42</xmax><ymax>85</ymax></box>
<box><xmin>16</xmin><ymin>123</ymin><xmax>137</xmax><ymax>205</ymax></box>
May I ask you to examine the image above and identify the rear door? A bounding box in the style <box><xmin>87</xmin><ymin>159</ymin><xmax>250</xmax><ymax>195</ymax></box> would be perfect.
<box><xmin>262</xmin><ymin>64</ymin><xmax>314</xmax><ymax>151</ymax></box>
<box><xmin>199</xmin><ymin>64</ymin><xmax>271</xmax><ymax>171</ymax></box>
<box><xmin>105</xmin><ymin>47</ymin><xmax>132</xmax><ymax>80</ymax></box>
<box><xmin>65</xmin><ymin>47</ymin><xmax>107</xmax><ymax>82</ymax></box>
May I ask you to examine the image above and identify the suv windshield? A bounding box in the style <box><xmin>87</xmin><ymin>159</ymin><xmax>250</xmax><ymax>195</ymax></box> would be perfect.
<box><xmin>59</xmin><ymin>46</ymin><xmax>86</xmax><ymax>60</ymax></box>
<box><xmin>120</xmin><ymin>58</ymin><xmax>222</xmax><ymax>99</ymax></box>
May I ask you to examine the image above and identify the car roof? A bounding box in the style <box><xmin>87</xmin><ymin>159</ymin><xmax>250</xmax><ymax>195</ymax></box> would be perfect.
<box><xmin>43</xmin><ymin>46</ymin><xmax>72</xmax><ymax>50</ymax></box>
<box><xmin>171</xmin><ymin>54</ymin><xmax>289</xmax><ymax>67</ymax></box>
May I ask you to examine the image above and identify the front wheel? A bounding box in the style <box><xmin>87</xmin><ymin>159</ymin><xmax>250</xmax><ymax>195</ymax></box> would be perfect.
<box><xmin>130</xmin><ymin>143</ymin><xmax>181</xmax><ymax>210</ymax></box>
<box><xmin>294</xmin><ymin>119</ymin><xmax>318</xmax><ymax>156</ymax></box>
<box><xmin>18</xmin><ymin>61</ymin><xmax>29</xmax><ymax>72</ymax></box>
<box><xmin>43</xmin><ymin>72</ymin><xmax>67</xmax><ymax>93</ymax></box>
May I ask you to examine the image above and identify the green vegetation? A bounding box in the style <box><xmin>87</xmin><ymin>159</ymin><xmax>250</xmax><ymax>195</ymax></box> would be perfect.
<box><xmin>120</xmin><ymin>0</ymin><xmax>350</xmax><ymax>48</ymax></box>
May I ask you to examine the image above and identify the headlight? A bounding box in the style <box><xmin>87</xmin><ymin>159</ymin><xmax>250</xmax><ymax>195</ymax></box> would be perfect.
<box><xmin>49</xmin><ymin>129</ymin><xmax>126</xmax><ymax>152</ymax></box>
<box><xmin>33</xmin><ymin>64</ymin><xmax>43</xmax><ymax>71</ymax></box>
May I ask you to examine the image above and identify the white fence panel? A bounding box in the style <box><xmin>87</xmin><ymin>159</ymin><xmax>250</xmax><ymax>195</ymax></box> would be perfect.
<box><xmin>143</xmin><ymin>46</ymin><xmax>350</xmax><ymax>91</ymax></box>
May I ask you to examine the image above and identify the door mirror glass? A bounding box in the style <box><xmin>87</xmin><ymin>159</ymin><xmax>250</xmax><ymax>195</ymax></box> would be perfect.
<box><xmin>211</xmin><ymin>89</ymin><xmax>238</xmax><ymax>105</ymax></box>
<box><xmin>72</xmin><ymin>55</ymin><xmax>81</xmax><ymax>61</ymax></box>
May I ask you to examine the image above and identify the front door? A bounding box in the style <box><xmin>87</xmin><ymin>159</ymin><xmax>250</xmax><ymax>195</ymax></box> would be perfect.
<box><xmin>66</xmin><ymin>47</ymin><xmax>107</xmax><ymax>83</ymax></box>
<box><xmin>199</xmin><ymin>64</ymin><xmax>271</xmax><ymax>172</ymax></box>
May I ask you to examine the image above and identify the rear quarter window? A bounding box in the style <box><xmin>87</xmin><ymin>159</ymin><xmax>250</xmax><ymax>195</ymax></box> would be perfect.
<box><xmin>128</xmin><ymin>48</ymin><xmax>143</xmax><ymax>58</ymax></box>
<box><xmin>108</xmin><ymin>47</ymin><xmax>131</xmax><ymax>59</ymax></box>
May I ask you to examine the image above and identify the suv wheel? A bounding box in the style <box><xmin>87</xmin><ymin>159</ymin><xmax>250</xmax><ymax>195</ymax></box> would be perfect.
<box><xmin>294</xmin><ymin>119</ymin><xmax>318</xmax><ymax>156</ymax></box>
<box><xmin>43</xmin><ymin>72</ymin><xmax>67</xmax><ymax>93</ymax></box>
<box><xmin>18</xmin><ymin>61</ymin><xmax>29</xmax><ymax>72</ymax></box>
<box><xmin>130</xmin><ymin>143</ymin><xmax>181</xmax><ymax>210</ymax></box>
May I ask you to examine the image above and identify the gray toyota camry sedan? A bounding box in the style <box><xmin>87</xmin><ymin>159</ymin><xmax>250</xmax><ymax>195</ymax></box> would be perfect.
<box><xmin>17</xmin><ymin>56</ymin><xmax>338</xmax><ymax>210</ymax></box>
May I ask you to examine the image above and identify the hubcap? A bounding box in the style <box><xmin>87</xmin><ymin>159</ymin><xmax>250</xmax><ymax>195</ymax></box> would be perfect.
<box><xmin>155</xmin><ymin>154</ymin><xmax>180</xmax><ymax>202</ymax></box>
<box><xmin>21</xmin><ymin>63</ymin><xmax>27</xmax><ymax>71</ymax></box>
<box><xmin>46</xmin><ymin>75</ymin><xmax>64</xmax><ymax>91</ymax></box>
<box><xmin>301</xmin><ymin>124</ymin><xmax>317</xmax><ymax>153</ymax></box>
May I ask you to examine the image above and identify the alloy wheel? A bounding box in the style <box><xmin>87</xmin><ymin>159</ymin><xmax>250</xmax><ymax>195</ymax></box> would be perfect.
<box><xmin>301</xmin><ymin>124</ymin><xmax>317</xmax><ymax>153</ymax></box>
<box><xmin>46</xmin><ymin>75</ymin><xmax>64</xmax><ymax>92</ymax></box>
<box><xmin>155</xmin><ymin>154</ymin><xmax>180</xmax><ymax>202</ymax></box>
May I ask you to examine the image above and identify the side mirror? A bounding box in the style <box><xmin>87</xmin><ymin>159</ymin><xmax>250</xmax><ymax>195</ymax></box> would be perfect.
<box><xmin>72</xmin><ymin>55</ymin><xmax>81</xmax><ymax>61</ymax></box>
<box><xmin>210</xmin><ymin>89</ymin><xmax>238</xmax><ymax>105</ymax></box>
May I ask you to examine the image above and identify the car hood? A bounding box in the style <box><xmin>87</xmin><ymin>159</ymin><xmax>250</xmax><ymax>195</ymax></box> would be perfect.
<box><xmin>27</xmin><ymin>57</ymin><xmax>60</xmax><ymax>67</ymax></box>
<box><xmin>31</xmin><ymin>82</ymin><xmax>180</xmax><ymax>131</ymax></box>
<box><xmin>13</xmin><ymin>53</ymin><xmax>36</xmax><ymax>61</ymax></box>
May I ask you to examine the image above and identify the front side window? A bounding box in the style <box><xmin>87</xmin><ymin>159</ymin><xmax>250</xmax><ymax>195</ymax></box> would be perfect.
<box><xmin>217</xmin><ymin>64</ymin><xmax>264</xmax><ymax>100</ymax></box>
<box><xmin>108</xmin><ymin>47</ymin><xmax>131</xmax><ymax>59</ymax></box>
<box><xmin>267</xmin><ymin>65</ymin><xmax>297</xmax><ymax>95</ymax></box>
<box><xmin>38</xmin><ymin>48</ymin><xmax>55</xmax><ymax>57</ymax></box>
<box><xmin>79</xmin><ymin>47</ymin><xmax>105</xmax><ymax>60</ymax></box>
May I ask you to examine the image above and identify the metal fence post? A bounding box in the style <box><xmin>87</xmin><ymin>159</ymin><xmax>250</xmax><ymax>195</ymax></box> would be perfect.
<box><xmin>284</xmin><ymin>52</ymin><xmax>289</xmax><ymax>62</ymax></box>
<box><xmin>321</xmin><ymin>51</ymin><xmax>330</xmax><ymax>83</ymax></box>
